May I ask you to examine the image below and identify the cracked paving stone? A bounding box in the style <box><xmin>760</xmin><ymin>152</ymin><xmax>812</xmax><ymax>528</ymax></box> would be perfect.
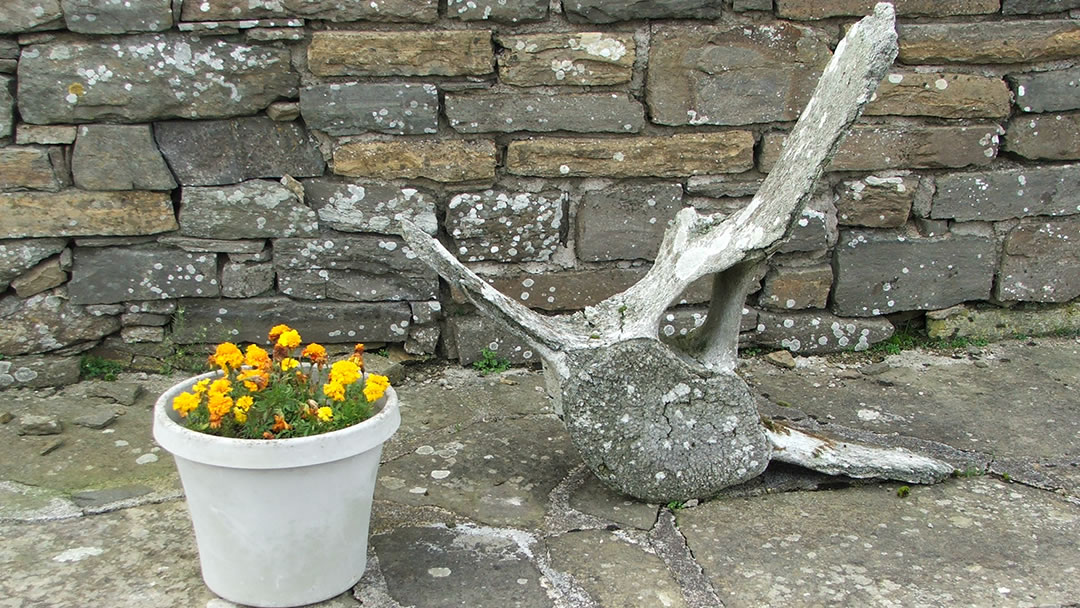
<box><xmin>680</xmin><ymin>477</ymin><xmax>1080</xmax><ymax>607</ymax></box>
<box><xmin>568</xmin><ymin>473</ymin><xmax>660</xmax><ymax>530</ymax></box>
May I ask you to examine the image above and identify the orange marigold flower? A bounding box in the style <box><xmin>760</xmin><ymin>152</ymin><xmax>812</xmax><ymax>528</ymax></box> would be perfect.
<box><xmin>270</xmin><ymin>414</ymin><xmax>291</xmax><ymax>433</ymax></box>
<box><xmin>301</xmin><ymin>343</ymin><xmax>328</xmax><ymax>366</ymax></box>
<box><xmin>268</xmin><ymin>324</ymin><xmax>294</xmax><ymax>344</ymax></box>
<box><xmin>238</xmin><ymin>369</ymin><xmax>267</xmax><ymax>393</ymax></box>
<box><xmin>244</xmin><ymin>344</ymin><xmax>272</xmax><ymax>372</ymax></box>
<box><xmin>349</xmin><ymin>343</ymin><xmax>365</xmax><ymax>369</ymax></box>
<box><xmin>262</xmin><ymin>431</ymin><xmax>274</xmax><ymax>439</ymax></box>
<box><xmin>276</xmin><ymin>329</ymin><xmax>302</xmax><ymax>350</ymax></box>
<box><xmin>208</xmin><ymin>377</ymin><xmax>232</xmax><ymax>397</ymax></box>
<box><xmin>209</xmin><ymin>342</ymin><xmax>244</xmax><ymax>372</ymax></box>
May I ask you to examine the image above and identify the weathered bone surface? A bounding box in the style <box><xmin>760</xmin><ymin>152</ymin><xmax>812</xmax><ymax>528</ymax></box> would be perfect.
<box><xmin>400</xmin><ymin>3</ymin><xmax>952</xmax><ymax>501</ymax></box>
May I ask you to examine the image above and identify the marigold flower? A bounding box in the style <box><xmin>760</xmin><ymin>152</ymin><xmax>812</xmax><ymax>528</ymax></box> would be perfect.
<box><xmin>268</xmin><ymin>324</ymin><xmax>294</xmax><ymax>344</ymax></box>
<box><xmin>232</xmin><ymin>406</ymin><xmax>248</xmax><ymax>424</ymax></box>
<box><xmin>244</xmin><ymin>344</ymin><xmax>272</xmax><ymax>372</ymax></box>
<box><xmin>236</xmin><ymin>395</ymin><xmax>254</xmax><ymax>412</ymax></box>
<box><xmin>208</xmin><ymin>377</ymin><xmax>232</xmax><ymax>397</ymax></box>
<box><xmin>362</xmin><ymin>374</ymin><xmax>390</xmax><ymax>402</ymax></box>
<box><xmin>192</xmin><ymin>379</ymin><xmax>211</xmax><ymax>396</ymax></box>
<box><xmin>172</xmin><ymin>391</ymin><xmax>201</xmax><ymax>418</ymax></box>
<box><xmin>280</xmin><ymin>357</ymin><xmax>300</xmax><ymax>372</ymax></box>
<box><xmin>317</xmin><ymin>407</ymin><xmax>334</xmax><ymax>422</ymax></box>
<box><xmin>276</xmin><ymin>329</ymin><xmax>302</xmax><ymax>350</ymax></box>
<box><xmin>329</xmin><ymin>360</ymin><xmax>361</xmax><ymax>386</ymax></box>
<box><xmin>209</xmin><ymin>342</ymin><xmax>244</xmax><ymax>372</ymax></box>
<box><xmin>262</xmin><ymin>431</ymin><xmax>274</xmax><ymax>439</ymax></box>
<box><xmin>238</xmin><ymin>369</ymin><xmax>267</xmax><ymax>392</ymax></box>
<box><xmin>270</xmin><ymin>414</ymin><xmax>291</xmax><ymax>433</ymax></box>
<box><xmin>323</xmin><ymin>380</ymin><xmax>346</xmax><ymax>402</ymax></box>
<box><xmin>350</xmin><ymin>343</ymin><xmax>365</xmax><ymax>369</ymax></box>
<box><xmin>301</xmin><ymin>343</ymin><xmax>328</xmax><ymax>366</ymax></box>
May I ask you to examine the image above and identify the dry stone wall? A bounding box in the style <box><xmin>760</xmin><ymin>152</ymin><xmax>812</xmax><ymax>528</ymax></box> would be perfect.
<box><xmin>2</xmin><ymin>0</ymin><xmax>1080</xmax><ymax>385</ymax></box>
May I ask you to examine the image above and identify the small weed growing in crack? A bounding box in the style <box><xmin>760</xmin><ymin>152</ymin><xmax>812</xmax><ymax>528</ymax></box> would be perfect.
<box><xmin>80</xmin><ymin>355</ymin><xmax>126</xmax><ymax>381</ymax></box>
<box><xmin>896</xmin><ymin>485</ymin><xmax>911</xmax><ymax>498</ymax></box>
<box><xmin>473</xmin><ymin>348</ymin><xmax>511</xmax><ymax>376</ymax></box>
<box><xmin>953</xmin><ymin>467</ymin><xmax>984</xmax><ymax>478</ymax></box>
<box><xmin>666</xmin><ymin>500</ymin><xmax>686</xmax><ymax>511</ymax></box>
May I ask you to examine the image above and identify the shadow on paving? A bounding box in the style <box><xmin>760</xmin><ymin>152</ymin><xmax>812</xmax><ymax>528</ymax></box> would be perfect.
<box><xmin>1</xmin><ymin>338</ymin><xmax>1078</xmax><ymax>607</ymax></box>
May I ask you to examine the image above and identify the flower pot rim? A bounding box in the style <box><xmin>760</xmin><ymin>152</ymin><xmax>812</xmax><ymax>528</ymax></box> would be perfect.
<box><xmin>153</xmin><ymin>369</ymin><xmax>401</xmax><ymax>470</ymax></box>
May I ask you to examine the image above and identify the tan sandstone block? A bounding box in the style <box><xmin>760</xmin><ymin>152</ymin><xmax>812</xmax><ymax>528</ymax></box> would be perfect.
<box><xmin>0</xmin><ymin>190</ymin><xmax>177</xmax><ymax>238</ymax></box>
<box><xmin>308</xmin><ymin>30</ymin><xmax>493</xmax><ymax>77</ymax></box>
<box><xmin>497</xmin><ymin>32</ymin><xmax>635</xmax><ymax>86</ymax></box>
<box><xmin>333</xmin><ymin>140</ymin><xmax>497</xmax><ymax>182</ymax></box>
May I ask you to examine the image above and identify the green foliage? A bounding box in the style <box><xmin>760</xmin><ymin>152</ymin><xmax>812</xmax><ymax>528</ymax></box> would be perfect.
<box><xmin>666</xmin><ymin>500</ymin><xmax>686</xmax><ymax>511</ymax></box>
<box><xmin>472</xmin><ymin>348</ymin><xmax>511</xmax><ymax>376</ymax></box>
<box><xmin>870</xmin><ymin>326</ymin><xmax>990</xmax><ymax>355</ymax></box>
<box><xmin>953</xmin><ymin>467</ymin><xmax>985</xmax><ymax>478</ymax></box>
<box><xmin>80</xmin><ymin>355</ymin><xmax>126</xmax><ymax>381</ymax></box>
<box><xmin>896</xmin><ymin>485</ymin><xmax>911</xmax><ymax>498</ymax></box>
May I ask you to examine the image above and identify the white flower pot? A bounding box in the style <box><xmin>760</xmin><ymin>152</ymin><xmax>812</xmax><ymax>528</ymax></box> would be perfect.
<box><xmin>152</xmin><ymin>370</ymin><xmax>400</xmax><ymax>608</ymax></box>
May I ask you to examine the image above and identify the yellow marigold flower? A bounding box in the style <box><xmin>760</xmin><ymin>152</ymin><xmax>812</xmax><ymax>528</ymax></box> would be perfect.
<box><xmin>276</xmin><ymin>329</ymin><xmax>302</xmax><ymax>350</ymax></box>
<box><xmin>236</xmin><ymin>395</ymin><xmax>254</xmax><ymax>412</ymax></box>
<box><xmin>317</xmin><ymin>406</ymin><xmax>333</xmax><ymax>422</ymax></box>
<box><xmin>238</xmin><ymin>369</ymin><xmax>267</xmax><ymax>392</ymax></box>
<box><xmin>232</xmin><ymin>406</ymin><xmax>248</xmax><ymax>424</ymax></box>
<box><xmin>207</xmin><ymin>391</ymin><xmax>233</xmax><ymax>429</ymax></box>
<box><xmin>329</xmin><ymin>360</ymin><xmax>361</xmax><ymax>386</ymax></box>
<box><xmin>245</xmin><ymin>344</ymin><xmax>272</xmax><ymax>372</ymax></box>
<box><xmin>268</xmin><ymin>324</ymin><xmax>294</xmax><ymax>344</ymax></box>
<box><xmin>323</xmin><ymin>380</ymin><xmax>346</xmax><ymax>402</ymax></box>
<box><xmin>208</xmin><ymin>377</ymin><xmax>232</xmax><ymax>397</ymax></box>
<box><xmin>362</xmin><ymin>374</ymin><xmax>389</xmax><ymax>402</ymax></box>
<box><xmin>172</xmin><ymin>391</ymin><xmax>201</xmax><ymax>417</ymax></box>
<box><xmin>367</xmin><ymin>373</ymin><xmax>390</xmax><ymax>388</ymax></box>
<box><xmin>192</xmin><ymin>378</ymin><xmax>211</xmax><ymax>396</ymax></box>
<box><xmin>209</xmin><ymin>342</ymin><xmax>244</xmax><ymax>372</ymax></box>
<box><xmin>280</xmin><ymin>357</ymin><xmax>300</xmax><ymax>372</ymax></box>
<box><xmin>301</xmin><ymin>343</ymin><xmax>328</xmax><ymax>366</ymax></box>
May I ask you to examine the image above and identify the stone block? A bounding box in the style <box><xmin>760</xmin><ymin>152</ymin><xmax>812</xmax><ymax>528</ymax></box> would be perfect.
<box><xmin>221</xmin><ymin>261</ymin><xmax>274</xmax><ymax>298</ymax></box>
<box><xmin>157</xmin><ymin>236</ymin><xmax>267</xmax><ymax>254</ymax></box>
<box><xmin>447</xmin><ymin>190</ymin><xmax>564</xmax><ymax>262</ymax></box>
<box><xmin>308</xmin><ymin>31</ymin><xmax>493</xmax><ymax>77</ymax></box>
<box><xmin>576</xmin><ymin>182</ymin><xmax>683</xmax><ymax>262</ymax></box>
<box><xmin>777</xmin><ymin>0</ymin><xmax>997</xmax><ymax>19</ymax></box>
<box><xmin>835</xmin><ymin>175</ymin><xmax>916</xmax><ymax>228</ymax></box>
<box><xmin>446</xmin><ymin>92</ymin><xmax>644</xmax><ymax>133</ymax></box>
<box><xmin>179</xmin><ymin>180</ymin><xmax>319</xmax><ymax>239</ymax></box>
<box><xmin>0</xmin><ymin>356</ymin><xmax>80</xmax><ymax>389</ymax></box>
<box><xmin>472</xmin><ymin>268</ymin><xmax>645</xmax><ymax>311</ymax></box>
<box><xmin>410</xmin><ymin>301</ymin><xmax>442</xmax><ymax>325</ymax></box>
<box><xmin>0</xmin><ymin>148</ymin><xmax>63</xmax><ymax>192</ymax></box>
<box><xmin>0</xmin><ymin>191</ymin><xmax>176</xmax><ymax>239</ymax></box>
<box><xmin>832</xmin><ymin>230</ymin><xmax>995</xmax><ymax>317</ymax></box>
<box><xmin>121</xmin><ymin>326</ymin><xmax>165</xmax><ymax>343</ymax></box>
<box><xmin>0</xmin><ymin>76</ymin><xmax>12</xmax><ymax>139</ymax></box>
<box><xmin>997</xmin><ymin>217</ymin><xmax>1080</xmax><ymax>303</ymax></box>
<box><xmin>15</xmin><ymin>124</ymin><xmax>77</xmax><ymax>145</ymax></box>
<box><xmin>927</xmin><ymin>301</ymin><xmax>1080</xmax><ymax>342</ymax></box>
<box><xmin>866</xmin><ymin>72</ymin><xmax>1011</xmax><ymax>119</ymax></box>
<box><xmin>759</xmin><ymin>264</ymin><xmax>833</xmax><ymax>311</ymax></box>
<box><xmin>564</xmin><ymin>0</ymin><xmax>723</xmax><ymax>23</ymax></box>
<box><xmin>447</xmin><ymin>314</ymin><xmax>537</xmax><ymax>365</ymax></box>
<box><xmin>333</xmin><ymin>140</ymin><xmax>496</xmax><ymax>182</ymax></box>
<box><xmin>932</xmin><ymin>165</ymin><xmax>1080</xmax><ymax>221</ymax></box>
<box><xmin>647</xmin><ymin>22</ymin><xmax>832</xmax><ymax>126</ymax></box>
<box><xmin>62</xmin><ymin>0</ymin><xmax>173</xmax><ymax>33</ymax></box>
<box><xmin>72</xmin><ymin>125</ymin><xmax>176</xmax><ymax>191</ymax></box>
<box><xmin>0</xmin><ymin>289</ymin><xmax>121</xmax><ymax>356</ymax></box>
<box><xmin>1011</xmin><ymin>68</ymin><xmax>1080</xmax><ymax>113</ymax></box>
<box><xmin>405</xmin><ymin>325</ymin><xmax>439</xmax><ymax>355</ymax></box>
<box><xmin>0</xmin><ymin>1</ymin><xmax>64</xmax><ymax>34</ymax></box>
<box><xmin>779</xmin><ymin>195</ymin><xmax>838</xmax><ymax>253</ymax></box>
<box><xmin>120</xmin><ymin>312</ymin><xmax>170</xmax><ymax>326</ymax></box>
<box><xmin>1003</xmin><ymin>0</ymin><xmax>1080</xmax><ymax>14</ymax></box>
<box><xmin>898</xmin><ymin>21</ymin><xmax>1080</xmax><ymax>64</ymax></box>
<box><xmin>1005</xmin><ymin>112</ymin><xmax>1080</xmax><ymax>161</ymax></box>
<box><xmin>497</xmin><ymin>33</ymin><xmax>635</xmax><ymax>87</ymax></box>
<box><xmin>179</xmin><ymin>0</ymin><xmax>437</xmax><ymax>22</ymax></box>
<box><xmin>265</xmin><ymin>101</ymin><xmax>300</xmax><ymax>122</ymax></box>
<box><xmin>169</xmin><ymin>297</ymin><xmax>413</xmax><ymax>345</ymax></box>
<box><xmin>750</xmin><ymin>310</ymin><xmax>895</xmax><ymax>354</ymax></box>
<box><xmin>686</xmin><ymin>174</ymin><xmax>764</xmax><ymax>198</ymax></box>
<box><xmin>761</xmin><ymin>124</ymin><xmax>1000</xmax><ymax>172</ymax></box>
<box><xmin>300</xmin><ymin>83</ymin><xmax>438</xmax><ymax>136</ymax></box>
<box><xmin>17</xmin><ymin>35</ymin><xmax>297</xmax><ymax>124</ymax></box>
<box><xmin>11</xmin><ymin>255</ymin><xmax>66</xmax><ymax>298</ymax></box>
<box><xmin>274</xmin><ymin>235</ymin><xmax>438</xmax><ymax>302</ymax></box>
<box><xmin>155</xmin><ymin>117</ymin><xmax>325</xmax><ymax>186</ymax></box>
<box><xmin>733</xmin><ymin>0</ymin><xmax>773</xmax><ymax>10</ymax></box>
<box><xmin>0</xmin><ymin>238</ymin><xmax>67</xmax><ymax>290</ymax></box>
<box><xmin>68</xmin><ymin>246</ymin><xmax>219</xmax><ymax>305</ymax></box>
<box><xmin>447</xmin><ymin>0</ymin><xmax>547</xmax><ymax>22</ymax></box>
<box><xmin>304</xmin><ymin>178</ymin><xmax>437</xmax><ymax>236</ymax></box>
<box><xmin>507</xmin><ymin>133</ymin><xmax>753</xmax><ymax>178</ymax></box>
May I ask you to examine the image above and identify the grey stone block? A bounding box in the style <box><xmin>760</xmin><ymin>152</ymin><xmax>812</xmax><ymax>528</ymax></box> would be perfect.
<box><xmin>16</xmin><ymin>414</ymin><xmax>62</xmax><ymax>436</ymax></box>
<box><xmin>1011</xmin><ymin>67</ymin><xmax>1080</xmax><ymax>113</ymax></box>
<box><xmin>779</xmin><ymin>194</ymin><xmax>837</xmax><ymax>253</ymax></box>
<box><xmin>446</xmin><ymin>190</ymin><xmax>564</xmax><ymax>262</ymax></box>
<box><xmin>565</xmin><ymin>0</ymin><xmax>723</xmax><ymax>23</ymax></box>
<box><xmin>168</xmin><ymin>297</ymin><xmax>413</xmax><ymax>345</ymax></box>
<box><xmin>447</xmin><ymin>0</ymin><xmax>547</xmax><ymax>21</ymax></box>
<box><xmin>647</xmin><ymin>22</ymin><xmax>831</xmax><ymax>126</ymax></box>
<box><xmin>221</xmin><ymin>261</ymin><xmax>274</xmax><ymax>298</ymax></box>
<box><xmin>1005</xmin><ymin>112</ymin><xmax>1080</xmax><ymax>161</ymax></box>
<box><xmin>0</xmin><ymin>1</ymin><xmax>64</xmax><ymax>34</ymax></box>
<box><xmin>0</xmin><ymin>238</ymin><xmax>66</xmax><ymax>292</ymax></box>
<box><xmin>0</xmin><ymin>356</ymin><xmax>80</xmax><ymax>388</ymax></box>
<box><xmin>180</xmin><ymin>0</ymin><xmax>437</xmax><ymax>22</ymax></box>
<box><xmin>751</xmin><ymin>309</ymin><xmax>895</xmax><ymax>354</ymax></box>
<box><xmin>0</xmin><ymin>290</ymin><xmax>121</xmax><ymax>356</ymax></box>
<box><xmin>447</xmin><ymin>314</ymin><xmax>538</xmax><ymax>365</ymax></box>
<box><xmin>835</xmin><ymin>175</ymin><xmax>916</xmax><ymax>228</ymax></box>
<box><xmin>72</xmin><ymin>125</ymin><xmax>176</xmax><ymax>191</ymax></box>
<box><xmin>300</xmin><ymin>83</ymin><xmax>438</xmax><ymax>136</ymax></box>
<box><xmin>179</xmin><ymin>180</ymin><xmax>319</xmax><ymax>239</ymax></box>
<box><xmin>446</xmin><ymin>92</ymin><xmax>645</xmax><ymax>133</ymax></box>
<box><xmin>68</xmin><ymin>246</ymin><xmax>219</xmax><ymax>305</ymax></box>
<box><xmin>832</xmin><ymin>230</ymin><xmax>995</xmax><ymax>317</ymax></box>
<box><xmin>15</xmin><ymin>124</ymin><xmax>77</xmax><ymax>145</ymax></box>
<box><xmin>1003</xmin><ymin>0</ymin><xmax>1080</xmax><ymax>14</ymax></box>
<box><xmin>759</xmin><ymin>264</ymin><xmax>833</xmax><ymax>311</ymax></box>
<box><xmin>686</xmin><ymin>174</ymin><xmax>764</xmax><ymax>198</ymax></box>
<box><xmin>576</xmin><ymin>182</ymin><xmax>683</xmax><ymax>262</ymax></box>
<box><xmin>997</xmin><ymin>217</ymin><xmax>1080</xmax><ymax>303</ymax></box>
<box><xmin>932</xmin><ymin>165</ymin><xmax>1080</xmax><ymax>221</ymax></box>
<box><xmin>155</xmin><ymin>117</ymin><xmax>324</xmax><ymax>186</ymax></box>
<box><xmin>304</xmin><ymin>178</ymin><xmax>437</xmax><ymax>236</ymax></box>
<box><xmin>17</xmin><ymin>35</ymin><xmax>297</xmax><ymax>123</ymax></box>
<box><xmin>62</xmin><ymin>0</ymin><xmax>173</xmax><ymax>33</ymax></box>
<box><xmin>11</xmin><ymin>255</ymin><xmax>66</xmax><ymax>298</ymax></box>
<box><xmin>0</xmin><ymin>76</ymin><xmax>13</xmax><ymax>139</ymax></box>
